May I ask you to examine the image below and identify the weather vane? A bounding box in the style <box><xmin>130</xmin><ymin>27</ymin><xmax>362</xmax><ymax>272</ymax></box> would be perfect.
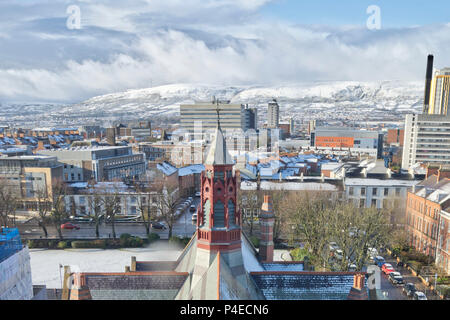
<box><xmin>215</xmin><ymin>100</ymin><xmax>222</xmax><ymax>128</ymax></box>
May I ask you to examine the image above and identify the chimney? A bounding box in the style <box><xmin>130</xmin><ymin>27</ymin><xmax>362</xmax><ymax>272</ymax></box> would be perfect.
<box><xmin>259</xmin><ymin>195</ymin><xmax>275</xmax><ymax>263</ymax></box>
<box><xmin>106</xmin><ymin>127</ymin><xmax>116</xmax><ymax>146</ymax></box>
<box><xmin>347</xmin><ymin>273</ymin><xmax>369</xmax><ymax>300</ymax></box>
<box><xmin>423</xmin><ymin>54</ymin><xmax>434</xmax><ymax>114</ymax></box>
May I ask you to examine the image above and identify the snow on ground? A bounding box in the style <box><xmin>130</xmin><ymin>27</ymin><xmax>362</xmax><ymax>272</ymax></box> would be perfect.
<box><xmin>29</xmin><ymin>241</ymin><xmax>183</xmax><ymax>288</ymax></box>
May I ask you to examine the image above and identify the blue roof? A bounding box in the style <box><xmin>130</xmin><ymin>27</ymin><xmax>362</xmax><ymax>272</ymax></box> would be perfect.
<box><xmin>156</xmin><ymin>162</ymin><xmax>178</xmax><ymax>176</ymax></box>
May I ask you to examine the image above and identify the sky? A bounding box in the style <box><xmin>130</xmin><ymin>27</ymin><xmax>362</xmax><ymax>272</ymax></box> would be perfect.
<box><xmin>1</xmin><ymin>0</ymin><xmax>450</xmax><ymax>103</ymax></box>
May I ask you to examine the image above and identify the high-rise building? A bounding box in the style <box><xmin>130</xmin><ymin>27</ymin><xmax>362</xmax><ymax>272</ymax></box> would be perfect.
<box><xmin>401</xmin><ymin>114</ymin><xmax>450</xmax><ymax>170</ymax></box>
<box><xmin>180</xmin><ymin>99</ymin><xmax>253</xmax><ymax>133</ymax></box>
<box><xmin>429</xmin><ymin>68</ymin><xmax>450</xmax><ymax>116</ymax></box>
<box><xmin>243</xmin><ymin>105</ymin><xmax>257</xmax><ymax>130</ymax></box>
<box><xmin>267</xmin><ymin>99</ymin><xmax>279</xmax><ymax>128</ymax></box>
<box><xmin>106</xmin><ymin>128</ymin><xmax>116</xmax><ymax>146</ymax></box>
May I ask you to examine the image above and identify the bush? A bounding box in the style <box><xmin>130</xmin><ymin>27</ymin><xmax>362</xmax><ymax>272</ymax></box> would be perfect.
<box><xmin>71</xmin><ymin>240</ymin><xmax>106</xmax><ymax>249</ymax></box>
<box><xmin>291</xmin><ymin>248</ymin><xmax>309</xmax><ymax>261</ymax></box>
<box><xmin>437</xmin><ymin>285</ymin><xmax>450</xmax><ymax>299</ymax></box>
<box><xmin>408</xmin><ymin>260</ymin><xmax>423</xmax><ymax>274</ymax></box>
<box><xmin>249</xmin><ymin>236</ymin><xmax>260</xmax><ymax>248</ymax></box>
<box><xmin>147</xmin><ymin>233</ymin><xmax>160</xmax><ymax>243</ymax></box>
<box><xmin>57</xmin><ymin>241</ymin><xmax>68</xmax><ymax>249</ymax></box>
<box><xmin>169</xmin><ymin>236</ymin><xmax>191</xmax><ymax>247</ymax></box>
<box><xmin>27</xmin><ymin>240</ymin><xmax>36</xmax><ymax>248</ymax></box>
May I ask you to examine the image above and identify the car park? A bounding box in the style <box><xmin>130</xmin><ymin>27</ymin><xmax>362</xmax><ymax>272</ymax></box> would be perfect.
<box><xmin>382</xmin><ymin>263</ymin><xmax>395</xmax><ymax>275</ymax></box>
<box><xmin>389</xmin><ymin>272</ymin><xmax>404</xmax><ymax>284</ymax></box>
<box><xmin>413</xmin><ymin>292</ymin><xmax>427</xmax><ymax>300</ymax></box>
<box><xmin>403</xmin><ymin>283</ymin><xmax>416</xmax><ymax>297</ymax></box>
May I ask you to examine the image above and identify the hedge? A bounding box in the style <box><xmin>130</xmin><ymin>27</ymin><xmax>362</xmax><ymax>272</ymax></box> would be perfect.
<box><xmin>290</xmin><ymin>248</ymin><xmax>309</xmax><ymax>261</ymax></box>
<box><xmin>249</xmin><ymin>236</ymin><xmax>260</xmax><ymax>248</ymax></box>
<box><xmin>147</xmin><ymin>233</ymin><xmax>160</xmax><ymax>243</ymax></box>
<box><xmin>169</xmin><ymin>236</ymin><xmax>191</xmax><ymax>247</ymax></box>
<box><xmin>71</xmin><ymin>240</ymin><xmax>107</xmax><ymax>249</ymax></box>
<box><xmin>57</xmin><ymin>241</ymin><xmax>68</xmax><ymax>249</ymax></box>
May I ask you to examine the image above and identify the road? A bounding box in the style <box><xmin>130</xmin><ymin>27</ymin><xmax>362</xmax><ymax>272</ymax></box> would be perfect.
<box><xmin>17</xmin><ymin>196</ymin><xmax>200</xmax><ymax>240</ymax></box>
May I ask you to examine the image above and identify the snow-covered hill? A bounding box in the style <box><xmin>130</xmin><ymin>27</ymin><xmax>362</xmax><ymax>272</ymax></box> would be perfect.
<box><xmin>0</xmin><ymin>80</ymin><xmax>425</xmax><ymax>126</ymax></box>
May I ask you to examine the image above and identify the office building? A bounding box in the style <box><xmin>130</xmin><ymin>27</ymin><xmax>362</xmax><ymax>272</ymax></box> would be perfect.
<box><xmin>0</xmin><ymin>155</ymin><xmax>63</xmax><ymax>210</ymax></box>
<box><xmin>401</xmin><ymin>114</ymin><xmax>450</xmax><ymax>170</ymax></box>
<box><xmin>180</xmin><ymin>99</ymin><xmax>252</xmax><ymax>133</ymax></box>
<box><xmin>312</xmin><ymin>127</ymin><xmax>384</xmax><ymax>158</ymax></box>
<box><xmin>267</xmin><ymin>99</ymin><xmax>280</xmax><ymax>128</ymax></box>
<box><xmin>38</xmin><ymin>146</ymin><xmax>145</xmax><ymax>182</ymax></box>
<box><xmin>422</xmin><ymin>54</ymin><xmax>450</xmax><ymax>116</ymax></box>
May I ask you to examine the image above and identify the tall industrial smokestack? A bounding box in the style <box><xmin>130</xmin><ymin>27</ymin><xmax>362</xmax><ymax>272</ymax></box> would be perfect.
<box><xmin>423</xmin><ymin>54</ymin><xmax>434</xmax><ymax>113</ymax></box>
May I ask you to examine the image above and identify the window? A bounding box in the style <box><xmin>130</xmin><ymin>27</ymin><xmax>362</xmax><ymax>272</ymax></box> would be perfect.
<box><xmin>384</xmin><ymin>188</ymin><xmax>389</xmax><ymax>196</ymax></box>
<box><xmin>213</xmin><ymin>200</ymin><xmax>225</xmax><ymax>228</ymax></box>
<box><xmin>395</xmin><ymin>188</ymin><xmax>401</xmax><ymax>196</ymax></box>
<box><xmin>372</xmin><ymin>188</ymin><xmax>377</xmax><ymax>196</ymax></box>
<box><xmin>360</xmin><ymin>199</ymin><xmax>365</xmax><ymax>208</ymax></box>
<box><xmin>202</xmin><ymin>199</ymin><xmax>211</xmax><ymax>228</ymax></box>
<box><xmin>228</xmin><ymin>200</ymin><xmax>235</xmax><ymax>226</ymax></box>
<box><xmin>349</xmin><ymin>187</ymin><xmax>354</xmax><ymax>196</ymax></box>
<box><xmin>371</xmin><ymin>199</ymin><xmax>377</xmax><ymax>207</ymax></box>
<box><xmin>361</xmin><ymin>188</ymin><xmax>366</xmax><ymax>196</ymax></box>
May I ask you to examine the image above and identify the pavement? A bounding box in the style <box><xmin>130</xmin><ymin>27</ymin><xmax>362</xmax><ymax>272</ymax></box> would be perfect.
<box><xmin>17</xmin><ymin>196</ymin><xmax>200</xmax><ymax>241</ymax></box>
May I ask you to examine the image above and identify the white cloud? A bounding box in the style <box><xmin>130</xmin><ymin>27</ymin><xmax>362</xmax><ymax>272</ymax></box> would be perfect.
<box><xmin>0</xmin><ymin>1</ymin><xmax>450</xmax><ymax>102</ymax></box>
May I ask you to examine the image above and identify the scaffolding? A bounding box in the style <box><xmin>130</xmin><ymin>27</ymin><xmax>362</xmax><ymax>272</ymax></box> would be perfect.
<box><xmin>0</xmin><ymin>228</ymin><xmax>23</xmax><ymax>263</ymax></box>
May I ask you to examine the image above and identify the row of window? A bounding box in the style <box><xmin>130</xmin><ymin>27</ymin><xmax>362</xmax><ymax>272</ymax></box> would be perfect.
<box><xmin>348</xmin><ymin>187</ymin><xmax>402</xmax><ymax>197</ymax></box>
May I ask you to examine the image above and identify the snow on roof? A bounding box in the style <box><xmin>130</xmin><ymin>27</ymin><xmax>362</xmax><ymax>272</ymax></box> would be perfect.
<box><xmin>156</xmin><ymin>162</ymin><xmax>178</xmax><ymax>176</ymax></box>
<box><xmin>241</xmin><ymin>181</ymin><xmax>338</xmax><ymax>191</ymax></box>
<box><xmin>345</xmin><ymin>178</ymin><xmax>419</xmax><ymax>187</ymax></box>
<box><xmin>178</xmin><ymin>164</ymin><xmax>205</xmax><ymax>176</ymax></box>
<box><xmin>321</xmin><ymin>163</ymin><xmax>344</xmax><ymax>171</ymax></box>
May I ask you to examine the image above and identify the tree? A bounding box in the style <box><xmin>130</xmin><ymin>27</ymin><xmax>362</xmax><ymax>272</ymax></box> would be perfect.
<box><xmin>35</xmin><ymin>187</ymin><xmax>51</xmax><ymax>238</ymax></box>
<box><xmin>135</xmin><ymin>183</ymin><xmax>157</xmax><ymax>237</ymax></box>
<box><xmin>281</xmin><ymin>191</ymin><xmax>393</xmax><ymax>272</ymax></box>
<box><xmin>154</xmin><ymin>178</ymin><xmax>180</xmax><ymax>239</ymax></box>
<box><xmin>87</xmin><ymin>191</ymin><xmax>104</xmax><ymax>239</ymax></box>
<box><xmin>0</xmin><ymin>178</ymin><xmax>18</xmax><ymax>227</ymax></box>
<box><xmin>100</xmin><ymin>185</ymin><xmax>122</xmax><ymax>239</ymax></box>
<box><xmin>238</xmin><ymin>189</ymin><xmax>261</xmax><ymax>237</ymax></box>
<box><xmin>49</xmin><ymin>180</ymin><xmax>69</xmax><ymax>240</ymax></box>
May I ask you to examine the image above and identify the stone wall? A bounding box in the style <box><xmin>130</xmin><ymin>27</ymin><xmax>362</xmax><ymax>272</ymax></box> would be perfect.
<box><xmin>0</xmin><ymin>246</ymin><xmax>33</xmax><ymax>300</ymax></box>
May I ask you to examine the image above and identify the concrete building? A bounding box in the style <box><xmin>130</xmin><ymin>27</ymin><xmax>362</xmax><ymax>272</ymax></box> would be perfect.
<box><xmin>180</xmin><ymin>99</ymin><xmax>253</xmax><ymax>133</ymax></box>
<box><xmin>38</xmin><ymin>146</ymin><xmax>145</xmax><ymax>183</ymax></box>
<box><xmin>267</xmin><ymin>99</ymin><xmax>280</xmax><ymax>128</ymax></box>
<box><xmin>401</xmin><ymin>114</ymin><xmax>450</xmax><ymax>170</ymax></box>
<box><xmin>312</xmin><ymin>127</ymin><xmax>383</xmax><ymax>158</ymax></box>
<box><xmin>0</xmin><ymin>228</ymin><xmax>33</xmax><ymax>300</ymax></box>
<box><xmin>0</xmin><ymin>155</ymin><xmax>63</xmax><ymax>211</ymax></box>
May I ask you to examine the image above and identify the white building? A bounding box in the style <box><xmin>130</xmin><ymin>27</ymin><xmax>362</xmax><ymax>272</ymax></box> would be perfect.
<box><xmin>345</xmin><ymin>178</ymin><xmax>419</xmax><ymax>210</ymax></box>
<box><xmin>402</xmin><ymin>114</ymin><xmax>450</xmax><ymax>170</ymax></box>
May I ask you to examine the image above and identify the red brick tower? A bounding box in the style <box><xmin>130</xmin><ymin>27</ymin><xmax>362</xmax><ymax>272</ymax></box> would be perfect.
<box><xmin>259</xmin><ymin>195</ymin><xmax>275</xmax><ymax>262</ymax></box>
<box><xmin>197</xmin><ymin>118</ymin><xmax>241</xmax><ymax>252</ymax></box>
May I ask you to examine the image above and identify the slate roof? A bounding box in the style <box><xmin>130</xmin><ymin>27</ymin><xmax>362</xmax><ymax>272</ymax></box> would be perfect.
<box><xmin>262</xmin><ymin>262</ymin><xmax>304</xmax><ymax>272</ymax></box>
<box><xmin>250</xmin><ymin>272</ymin><xmax>366</xmax><ymax>300</ymax></box>
<box><xmin>205</xmin><ymin>125</ymin><xmax>233</xmax><ymax>165</ymax></box>
<box><xmin>81</xmin><ymin>272</ymin><xmax>188</xmax><ymax>300</ymax></box>
<box><xmin>135</xmin><ymin>261</ymin><xmax>178</xmax><ymax>272</ymax></box>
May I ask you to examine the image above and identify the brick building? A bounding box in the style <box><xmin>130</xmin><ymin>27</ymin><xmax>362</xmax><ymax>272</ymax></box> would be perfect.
<box><xmin>405</xmin><ymin>168</ymin><xmax>450</xmax><ymax>259</ymax></box>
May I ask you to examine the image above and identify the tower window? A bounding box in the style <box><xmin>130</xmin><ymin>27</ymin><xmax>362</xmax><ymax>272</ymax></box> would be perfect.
<box><xmin>202</xmin><ymin>199</ymin><xmax>211</xmax><ymax>228</ymax></box>
<box><xmin>214</xmin><ymin>200</ymin><xmax>225</xmax><ymax>228</ymax></box>
<box><xmin>228</xmin><ymin>200</ymin><xmax>235</xmax><ymax>226</ymax></box>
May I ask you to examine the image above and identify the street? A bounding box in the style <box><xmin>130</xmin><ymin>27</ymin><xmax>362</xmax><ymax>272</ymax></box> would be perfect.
<box><xmin>17</xmin><ymin>196</ymin><xmax>200</xmax><ymax>240</ymax></box>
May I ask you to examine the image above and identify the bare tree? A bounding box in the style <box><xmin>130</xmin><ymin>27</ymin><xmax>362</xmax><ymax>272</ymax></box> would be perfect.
<box><xmin>0</xmin><ymin>178</ymin><xmax>19</xmax><ymax>228</ymax></box>
<box><xmin>135</xmin><ymin>183</ymin><xmax>157</xmax><ymax>237</ymax></box>
<box><xmin>238</xmin><ymin>189</ymin><xmax>261</xmax><ymax>237</ymax></box>
<box><xmin>154</xmin><ymin>178</ymin><xmax>180</xmax><ymax>239</ymax></box>
<box><xmin>49</xmin><ymin>180</ymin><xmax>69</xmax><ymax>240</ymax></box>
<box><xmin>87</xmin><ymin>191</ymin><xmax>104</xmax><ymax>239</ymax></box>
<box><xmin>35</xmin><ymin>188</ymin><xmax>51</xmax><ymax>238</ymax></box>
<box><xmin>101</xmin><ymin>186</ymin><xmax>122</xmax><ymax>239</ymax></box>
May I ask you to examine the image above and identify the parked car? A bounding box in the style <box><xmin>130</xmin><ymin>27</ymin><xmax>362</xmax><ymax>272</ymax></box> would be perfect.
<box><xmin>348</xmin><ymin>264</ymin><xmax>357</xmax><ymax>272</ymax></box>
<box><xmin>191</xmin><ymin>213</ymin><xmax>198</xmax><ymax>221</ymax></box>
<box><xmin>413</xmin><ymin>291</ymin><xmax>427</xmax><ymax>300</ymax></box>
<box><xmin>374</xmin><ymin>256</ymin><xmax>386</xmax><ymax>267</ymax></box>
<box><xmin>403</xmin><ymin>283</ymin><xmax>416</xmax><ymax>297</ymax></box>
<box><xmin>334</xmin><ymin>249</ymin><xmax>344</xmax><ymax>260</ymax></box>
<box><xmin>195</xmin><ymin>192</ymin><xmax>201</xmax><ymax>197</ymax></box>
<box><xmin>190</xmin><ymin>205</ymin><xmax>197</xmax><ymax>213</ymax></box>
<box><xmin>60</xmin><ymin>222</ymin><xmax>80</xmax><ymax>230</ymax></box>
<box><xmin>389</xmin><ymin>272</ymin><xmax>404</xmax><ymax>284</ymax></box>
<box><xmin>187</xmin><ymin>197</ymin><xmax>193</xmax><ymax>202</ymax></box>
<box><xmin>382</xmin><ymin>263</ymin><xmax>395</xmax><ymax>275</ymax></box>
<box><xmin>152</xmin><ymin>222</ymin><xmax>167</xmax><ymax>230</ymax></box>
<box><xmin>329</xmin><ymin>242</ymin><xmax>339</xmax><ymax>251</ymax></box>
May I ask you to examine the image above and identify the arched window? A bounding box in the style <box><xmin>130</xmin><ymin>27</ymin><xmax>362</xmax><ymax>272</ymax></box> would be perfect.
<box><xmin>202</xmin><ymin>199</ymin><xmax>211</xmax><ymax>228</ymax></box>
<box><xmin>228</xmin><ymin>200</ymin><xmax>235</xmax><ymax>226</ymax></box>
<box><xmin>214</xmin><ymin>200</ymin><xmax>225</xmax><ymax>228</ymax></box>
